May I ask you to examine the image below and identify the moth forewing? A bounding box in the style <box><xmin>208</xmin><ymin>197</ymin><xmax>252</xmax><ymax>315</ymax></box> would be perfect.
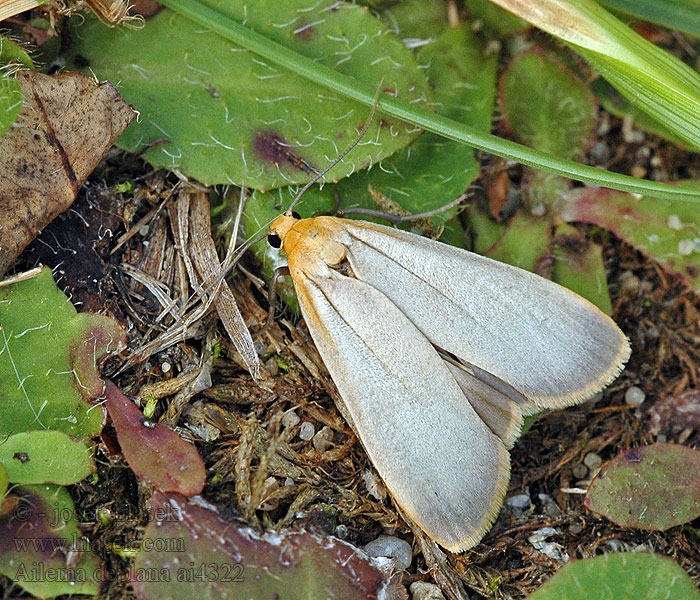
<box><xmin>292</xmin><ymin>261</ymin><xmax>511</xmax><ymax>552</ymax></box>
<box><xmin>340</xmin><ymin>220</ymin><xmax>630</xmax><ymax>408</ymax></box>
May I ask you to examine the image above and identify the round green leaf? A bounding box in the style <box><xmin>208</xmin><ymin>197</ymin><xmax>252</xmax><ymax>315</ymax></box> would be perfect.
<box><xmin>0</xmin><ymin>431</ymin><xmax>94</xmax><ymax>485</ymax></box>
<box><xmin>527</xmin><ymin>553</ymin><xmax>700</xmax><ymax>600</ymax></box>
<box><xmin>500</xmin><ymin>50</ymin><xmax>597</xmax><ymax>160</ymax></box>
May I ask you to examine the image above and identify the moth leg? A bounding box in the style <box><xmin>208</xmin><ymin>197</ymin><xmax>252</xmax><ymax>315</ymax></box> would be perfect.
<box><xmin>253</xmin><ymin>265</ymin><xmax>290</xmax><ymax>337</ymax></box>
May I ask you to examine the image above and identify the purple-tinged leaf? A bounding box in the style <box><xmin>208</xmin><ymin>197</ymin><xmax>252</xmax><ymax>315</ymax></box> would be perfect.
<box><xmin>560</xmin><ymin>186</ymin><xmax>700</xmax><ymax>295</ymax></box>
<box><xmin>0</xmin><ymin>484</ymin><xmax>102</xmax><ymax>598</ymax></box>
<box><xmin>104</xmin><ymin>382</ymin><xmax>206</xmax><ymax>496</ymax></box>
<box><xmin>585</xmin><ymin>443</ymin><xmax>700</xmax><ymax>530</ymax></box>
<box><xmin>132</xmin><ymin>491</ymin><xmax>407</xmax><ymax>600</ymax></box>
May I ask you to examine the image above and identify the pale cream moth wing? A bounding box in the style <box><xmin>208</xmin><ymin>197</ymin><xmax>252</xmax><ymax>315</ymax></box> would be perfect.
<box><xmin>442</xmin><ymin>356</ymin><xmax>527</xmax><ymax>448</ymax></box>
<box><xmin>341</xmin><ymin>219</ymin><xmax>630</xmax><ymax>410</ymax></box>
<box><xmin>291</xmin><ymin>258</ymin><xmax>510</xmax><ymax>552</ymax></box>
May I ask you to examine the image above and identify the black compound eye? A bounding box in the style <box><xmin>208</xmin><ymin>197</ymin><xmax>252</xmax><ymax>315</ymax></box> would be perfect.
<box><xmin>291</xmin><ymin>211</ymin><xmax>301</xmax><ymax>220</ymax></box>
<box><xmin>267</xmin><ymin>234</ymin><xmax>282</xmax><ymax>248</ymax></box>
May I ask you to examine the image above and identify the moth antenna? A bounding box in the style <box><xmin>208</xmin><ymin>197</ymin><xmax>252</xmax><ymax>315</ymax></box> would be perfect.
<box><xmin>286</xmin><ymin>78</ymin><xmax>386</xmax><ymax>215</ymax></box>
<box><xmin>337</xmin><ymin>192</ymin><xmax>470</xmax><ymax>224</ymax></box>
<box><xmin>252</xmin><ymin>266</ymin><xmax>290</xmax><ymax>337</ymax></box>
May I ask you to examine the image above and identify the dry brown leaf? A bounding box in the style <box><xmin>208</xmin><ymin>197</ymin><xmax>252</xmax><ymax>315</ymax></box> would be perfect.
<box><xmin>0</xmin><ymin>70</ymin><xmax>135</xmax><ymax>275</ymax></box>
<box><xmin>0</xmin><ymin>0</ymin><xmax>40</xmax><ymax>21</ymax></box>
<box><xmin>186</xmin><ymin>191</ymin><xmax>262</xmax><ymax>380</ymax></box>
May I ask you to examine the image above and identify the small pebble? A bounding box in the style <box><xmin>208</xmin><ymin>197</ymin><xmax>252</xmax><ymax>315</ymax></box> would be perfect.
<box><xmin>667</xmin><ymin>214</ymin><xmax>683</xmax><ymax>230</ymax></box>
<box><xmin>572</xmin><ymin>464</ymin><xmax>588</xmax><ymax>479</ymax></box>
<box><xmin>298</xmin><ymin>421</ymin><xmax>315</xmax><ymax>441</ymax></box>
<box><xmin>281</xmin><ymin>410</ymin><xmax>300</xmax><ymax>429</ymax></box>
<box><xmin>363</xmin><ymin>535</ymin><xmax>413</xmax><ymax>571</ymax></box>
<box><xmin>312</xmin><ymin>425</ymin><xmax>334</xmax><ymax>452</ymax></box>
<box><xmin>583</xmin><ymin>452</ymin><xmax>602</xmax><ymax>471</ymax></box>
<box><xmin>678</xmin><ymin>239</ymin><xmax>695</xmax><ymax>256</ymax></box>
<box><xmin>528</xmin><ymin>527</ymin><xmax>569</xmax><ymax>562</ymax></box>
<box><xmin>630</xmin><ymin>165</ymin><xmax>647</xmax><ymax>179</ymax></box>
<box><xmin>622</xmin><ymin>116</ymin><xmax>645</xmax><ymax>143</ymax></box>
<box><xmin>335</xmin><ymin>524</ymin><xmax>348</xmax><ymax>539</ymax></box>
<box><xmin>590</xmin><ymin>141</ymin><xmax>610</xmax><ymax>164</ymax></box>
<box><xmin>625</xmin><ymin>386</ymin><xmax>646</xmax><ymax>406</ymax></box>
<box><xmin>538</xmin><ymin>493</ymin><xmax>561</xmax><ymax>517</ymax></box>
<box><xmin>264</xmin><ymin>357</ymin><xmax>279</xmax><ymax>376</ymax></box>
<box><xmin>284</xmin><ymin>477</ymin><xmax>294</xmax><ymax>486</ymax></box>
<box><xmin>505</xmin><ymin>494</ymin><xmax>532</xmax><ymax>517</ymax></box>
<box><xmin>161</xmin><ymin>361</ymin><xmax>171</xmax><ymax>373</ymax></box>
<box><xmin>619</xmin><ymin>271</ymin><xmax>640</xmax><ymax>292</ymax></box>
<box><xmin>568</xmin><ymin>522</ymin><xmax>583</xmax><ymax>534</ymax></box>
<box><xmin>410</xmin><ymin>581</ymin><xmax>446</xmax><ymax>600</ymax></box>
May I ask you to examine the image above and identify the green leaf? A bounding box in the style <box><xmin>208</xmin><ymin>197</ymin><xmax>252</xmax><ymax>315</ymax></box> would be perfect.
<box><xmin>0</xmin><ymin>463</ymin><xmax>7</xmax><ymax>507</ymax></box>
<box><xmin>0</xmin><ymin>431</ymin><xmax>94</xmax><ymax>485</ymax></box>
<box><xmin>380</xmin><ymin>0</ymin><xmax>448</xmax><ymax>39</ymax></box>
<box><xmin>464</xmin><ymin>0</ymin><xmax>530</xmax><ymax>36</ymax></box>
<box><xmin>0</xmin><ymin>35</ymin><xmax>34</xmax><ymax>69</ymax></box>
<box><xmin>333</xmin><ymin>24</ymin><xmax>498</xmax><ymax>228</ymax></box>
<box><xmin>552</xmin><ymin>222</ymin><xmax>612</xmax><ymax>314</ymax></box>
<box><xmin>67</xmin><ymin>0</ymin><xmax>432</xmax><ymax>188</ymax></box>
<box><xmin>0</xmin><ymin>485</ymin><xmax>102</xmax><ymax>598</ymax></box>
<box><xmin>526</xmin><ymin>552</ymin><xmax>700</xmax><ymax>600</ymax></box>
<box><xmin>482</xmin><ymin>212</ymin><xmax>551</xmax><ymax>273</ymax></box>
<box><xmin>560</xmin><ymin>185</ymin><xmax>700</xmax><ymax>295</ymax></box>
<box><xmin>585</xmin><ymin>443</ymin><xmax>700</xmax><ymax>530</ymax></box>
<box><xmin>500</xmin><ymin>50</ymin><xmax>597</xmax><ymax>160</ymax></box>
<box><xmin>598</xmin><ymin>0</ymin><xmax>700</xmax><ymax>39</ymax></box>
<box><xmin>0</xmin><ymin>267</ymin><xmax>126</xmax><ymax>438</ymax></box>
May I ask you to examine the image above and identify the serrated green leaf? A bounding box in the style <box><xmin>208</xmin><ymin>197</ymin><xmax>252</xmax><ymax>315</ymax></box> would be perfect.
<box><xmin>67</xmin><ymin>0</ymin><xmax>432</xmax><ymax>188</ymax></box>
<box><xmin>0</xmin><ymin>267</ymin><xmax>126</xmax><ymax>438</ymax></box>
<box><xmin>526</xmin><ymin>552</ymin><xmax>700</xmax><ymax>600</ymax></box>
<box><xmin>500</xmin><ymin>50</ymin><xmax>597</xmax><ymax>160</ymax></box>
<box><xmin>585</xmin><ymin>443</ymin><xmax>700</xmax><ymax>530</ymax></box>
<box><xmin>0</xmin><ymin>431</ymin><xmax>94</xmax><ymax>485</ymax></box>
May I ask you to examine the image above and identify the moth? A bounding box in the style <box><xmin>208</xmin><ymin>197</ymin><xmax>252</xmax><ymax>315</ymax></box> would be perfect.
<box><xmin>267</xmin><ymin>212</ymin><xmax>630</xmax><ymax>552</ymax></box>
